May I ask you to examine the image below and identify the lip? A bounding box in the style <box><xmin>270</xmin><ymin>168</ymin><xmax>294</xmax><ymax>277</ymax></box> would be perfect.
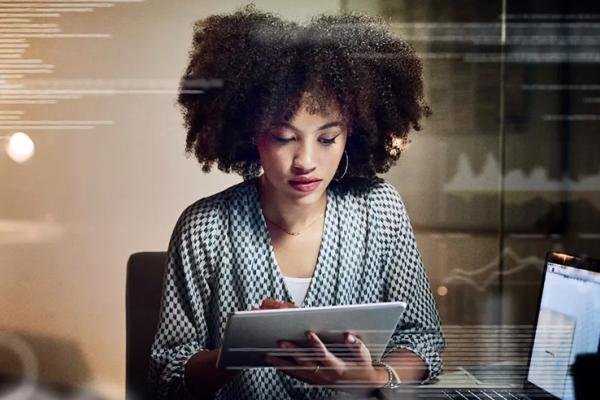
<box><xmin>289</xmin><ymin>179</ymin><xmax>322</xmax><ymax>193</ymax></box>
<box><xmin>289</xmin><ymin>176</ymin><xmax>321</xmax><ymax>183</ymax></box>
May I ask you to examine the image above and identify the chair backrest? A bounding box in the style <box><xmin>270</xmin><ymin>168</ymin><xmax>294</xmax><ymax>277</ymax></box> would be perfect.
<box><xmin>126</xmin><ymin>252</ymin><xmax>167</xmax><ymax>400</ymax></box>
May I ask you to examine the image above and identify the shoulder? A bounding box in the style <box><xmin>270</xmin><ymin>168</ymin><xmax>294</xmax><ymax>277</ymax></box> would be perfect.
<box><xmin>331</xmin><ymin>176</ymin><xmax>405</xmax><ymax>212</ymax></box>
<box><xmin>330</xmin><ymin>176</ymin><xmax>409</xmax><ymax>236</ymax></box>
<box><xmin>173</xmin><ymin>179</ymin><xmax>253</xmax><ymax>238</ymax></box>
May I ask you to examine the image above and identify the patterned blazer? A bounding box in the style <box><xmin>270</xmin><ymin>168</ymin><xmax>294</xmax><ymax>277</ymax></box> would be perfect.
<box><xmin>149</xmin><ymin>176</ymin><xmax>445</xmax><ymax>399</ymax></box>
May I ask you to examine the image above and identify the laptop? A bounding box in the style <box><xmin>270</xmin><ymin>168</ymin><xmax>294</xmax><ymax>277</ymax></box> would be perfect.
<box><xmin>389</xmin><ymin>251</ymin><xmax>600</xmax><ymax>400</ymax></box>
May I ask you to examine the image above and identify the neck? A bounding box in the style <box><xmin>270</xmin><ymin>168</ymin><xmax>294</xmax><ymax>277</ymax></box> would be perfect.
<box><xmin>258</xmin><ymin>174</ymin><xmax>326</xmax><ymax>231</ymax></box>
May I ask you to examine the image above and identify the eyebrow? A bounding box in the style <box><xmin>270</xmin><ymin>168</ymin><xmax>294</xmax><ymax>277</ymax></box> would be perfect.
<box><xmin>274</xmin><ymin>121</ymin><xmax>343</xmax><ymax>133</ymax></box>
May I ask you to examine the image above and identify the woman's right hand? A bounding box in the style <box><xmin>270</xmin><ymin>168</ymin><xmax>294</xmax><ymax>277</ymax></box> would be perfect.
<box><xmin>251</xmin><ymin>297</ymin><xmax>297</xmax><ymax>311</ymax></box>
<box><xmin>260</xmin><ymin>297</ymin><xmax>297</xmax><ymax>309</ymax></box>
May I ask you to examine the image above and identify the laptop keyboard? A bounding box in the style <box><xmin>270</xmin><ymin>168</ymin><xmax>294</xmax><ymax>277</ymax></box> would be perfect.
<box><xmin>441</xmin><ymin>389</ymin><xmax>531</xmax><ymax>400</ymax></box>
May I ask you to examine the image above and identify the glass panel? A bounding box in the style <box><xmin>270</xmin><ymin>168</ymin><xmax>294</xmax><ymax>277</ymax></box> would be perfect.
<box><xmin>345</xmin><ymin>0</ymin><xmax>600</xmax><ymax>375</ymax></box>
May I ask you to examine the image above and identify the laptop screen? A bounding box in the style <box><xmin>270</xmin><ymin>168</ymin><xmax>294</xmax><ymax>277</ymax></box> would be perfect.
<box><xmin>527</xmin><ymin>259</ymin><xmax>600</xmax><ymax>399</ymax></box>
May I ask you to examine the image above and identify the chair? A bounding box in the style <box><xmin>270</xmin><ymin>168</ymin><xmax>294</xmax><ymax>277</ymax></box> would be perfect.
<box><xmin>126</xmin><ymin>252</ymin><xmax>167</xmax><ymax>400</ymax></box>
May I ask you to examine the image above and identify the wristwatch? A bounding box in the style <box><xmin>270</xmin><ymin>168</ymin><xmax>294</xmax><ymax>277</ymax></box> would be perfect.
<box><xmin>372</xmin><ymin>360</ymin><xmax>402</xmax><ymax>389</ymax></box>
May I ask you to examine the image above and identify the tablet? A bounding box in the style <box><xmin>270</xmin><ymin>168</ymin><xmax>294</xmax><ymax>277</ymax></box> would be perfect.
<box><xmin>216</xmin><ymin>301</ymin><xmax>406</xmax><ymax>369</ymax></box>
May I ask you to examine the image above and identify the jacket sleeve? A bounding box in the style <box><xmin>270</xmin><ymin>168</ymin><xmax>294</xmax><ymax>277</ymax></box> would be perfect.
<box><xmin>148</xmin><ymin>206</ymin><xmax>214</xmax><ymax>399</ymax></box>
<box><xmin>377</xmin><ymin>182</ymin><xmax>446</xmax><ymax>384</ymax></box>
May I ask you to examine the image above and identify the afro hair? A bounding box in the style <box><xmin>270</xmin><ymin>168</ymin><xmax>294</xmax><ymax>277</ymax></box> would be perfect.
<box><xmin>177</xmin><ymin>4</ymin><xmax>431</xmax><ymax>180</ymax></box>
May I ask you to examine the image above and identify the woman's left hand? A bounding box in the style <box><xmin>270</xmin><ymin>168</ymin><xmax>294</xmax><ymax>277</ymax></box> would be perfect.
<box><xmin>264</xmin><ymin>330</ymin><xmax>383</xmax><ymax>389</ymax></box>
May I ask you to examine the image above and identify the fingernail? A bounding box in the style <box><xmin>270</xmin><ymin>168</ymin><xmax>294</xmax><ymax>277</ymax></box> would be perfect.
<box><xmin>305</xmin><ymin>331</ymin><xmax>314</xmax><ymax>341</ymax></box>
<box><xmin>346</xmin><ymin>333</ymin><xmax>356</xmax><ymax>343</ymax></box>
<box><xmin>279</xmin><ymin>341</ymin><xmax>290</xmax><ymax>348</ymax></box>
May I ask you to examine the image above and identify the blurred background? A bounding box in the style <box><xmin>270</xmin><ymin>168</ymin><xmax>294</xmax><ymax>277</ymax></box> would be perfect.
<box><xmin>1</xmin><ymin>0</ymin><xmax>599</xmax><ymax>398</ymax></box>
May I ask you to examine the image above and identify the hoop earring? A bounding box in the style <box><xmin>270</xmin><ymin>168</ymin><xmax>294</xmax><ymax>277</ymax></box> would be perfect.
<box><xmin>334</xmin><ymin>150</ymin><xmax>348</xmax><ymax>181</ymax></box>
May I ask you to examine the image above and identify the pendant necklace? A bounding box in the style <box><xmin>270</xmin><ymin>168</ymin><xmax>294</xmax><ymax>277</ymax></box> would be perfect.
<box><xmin>264</xmin><ymin>212</ymin><xmax>324</xmax><ymax>236</ymax></box>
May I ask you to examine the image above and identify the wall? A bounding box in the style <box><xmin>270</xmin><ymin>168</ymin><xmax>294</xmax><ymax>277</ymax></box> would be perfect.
<box><xmin>0</xmin><ymin>1</ymin><xmax>340</xmax><ymax>398</ymax></box>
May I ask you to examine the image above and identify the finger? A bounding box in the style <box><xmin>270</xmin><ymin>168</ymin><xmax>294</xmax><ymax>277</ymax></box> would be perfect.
<box><xmin>281</xmin><ymin>301</ymin><xmax>298</xmax><ymax>308</ymax></box>
<box><xmin>260</xmin><ymin>299</ymin><xmax>285</xmax><ymax>309</ymax></box>
<box><xmin>343</xmin><ymin>333</ymin><xmax>372</xmax><ymax>366</ymax></box>
<box><xmin>259</xmin><ymin>298</ymin><xmax>276</xmax><ymax>309</ymax></box>
<box><xmin>276</xmin><ymin>341</ymin><xmax>312</xmax><ymax>365</ymax></box>
<box><xmin>305</xmin><ymin>331</ymin><xmax>338</xmax><ymax>368</ymax></box>
<box><xmin>265</xmin><ymin>354</ymin><xmax>312</xmax><ymax>372</ymax></box>
<box><xmin>264</xmin><ymin>354</ymin><xmax>324</xmax><ymax>386</ymax></box>
<box><xmin>260</xmin><ymin>298</ymin><xmax>295</xmax><ymax>309</ymax></box>
<box><xmin>281</xmin><ymin>340</ymin><xmax>318</xmax><ymax>366</ymax></box>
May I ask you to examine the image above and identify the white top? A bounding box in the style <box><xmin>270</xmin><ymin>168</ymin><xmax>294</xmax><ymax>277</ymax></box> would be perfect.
<box><xmin>282</xmin><ymin>276</ymin><xmax>312</xmax><ymax>306</ymax></box>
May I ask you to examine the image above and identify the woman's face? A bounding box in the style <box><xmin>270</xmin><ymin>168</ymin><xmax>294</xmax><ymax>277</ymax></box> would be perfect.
<box><xmin>256</xmin><ymin>97</ymin><xmax>348</xmax><ymax>206</ymax></box>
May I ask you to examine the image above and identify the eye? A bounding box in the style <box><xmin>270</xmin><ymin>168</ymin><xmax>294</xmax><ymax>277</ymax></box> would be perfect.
<box><xmin>319</xmin><ymin>133</ymin><xmax>340</xmax><ymax>145</ymax></box>
<box><xmin>271</xmin><ymin>134</ymin><xmax>295</xmax><ymax>144</ymax></box>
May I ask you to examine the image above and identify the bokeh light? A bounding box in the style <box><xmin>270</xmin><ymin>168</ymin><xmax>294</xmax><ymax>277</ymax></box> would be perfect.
<box><xmin>437</xmin><ymin>286</ymin><xmax>449</xmax><ymax>297</ymax></box>
<box><xmin>6</xmin><ymin>132</ymin><xmax>35</xmax><ymax>163</ymax></box>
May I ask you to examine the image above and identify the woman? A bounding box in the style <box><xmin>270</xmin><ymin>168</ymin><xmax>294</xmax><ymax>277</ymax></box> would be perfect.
<box><xmin>149</xmin><ymin>5</ymin><xmax>445</xmax><ymax>400</ymax></box>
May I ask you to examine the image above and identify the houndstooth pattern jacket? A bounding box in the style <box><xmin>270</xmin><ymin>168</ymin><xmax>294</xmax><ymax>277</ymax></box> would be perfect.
<box><xmin>149</xmin><ymin>176</ymin><xmax>445</xmax><ymax>399</ymax></box>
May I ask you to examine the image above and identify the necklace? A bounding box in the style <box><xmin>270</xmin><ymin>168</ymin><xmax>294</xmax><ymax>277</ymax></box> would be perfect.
<box><xmin>264</xmin><ymin>212</ymin><xmax>325</xmax><ymax>236</ymax></box>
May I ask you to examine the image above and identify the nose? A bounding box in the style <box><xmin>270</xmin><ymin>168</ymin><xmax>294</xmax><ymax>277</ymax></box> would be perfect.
<box><xmin>291</xmin><ymin>142</ymin><xmax>316</xmax><ymax>174</ymax></box>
